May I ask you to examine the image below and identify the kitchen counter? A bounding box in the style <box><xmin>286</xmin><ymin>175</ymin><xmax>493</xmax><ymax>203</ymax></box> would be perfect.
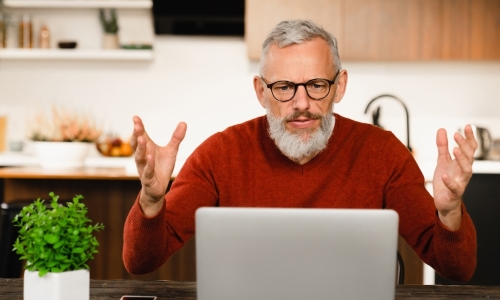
<box><xmin>418</xmin><ymin>159</ymin><xmax>500</xmax><ymax>182</ymax></box>
<box><xmin>3</xmin><ymin>152</ymin><xmax>500</xmax><ymax>178</ymax></box>
<box><xmin>0</xmin><ymin>151</ymin><xmax>137</xmax><ymax>173</ymax></box>
<box><xmin>0</xmin><ymin>166</ymin><xmax>190</xmax><ymax>281</ymax></box>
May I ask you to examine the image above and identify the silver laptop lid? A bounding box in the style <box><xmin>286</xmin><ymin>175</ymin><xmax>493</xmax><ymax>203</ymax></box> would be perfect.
<box><xmin>196</xmin><ymin>207</ymin><xmax>399</xmax><ymax>300</ymax></box>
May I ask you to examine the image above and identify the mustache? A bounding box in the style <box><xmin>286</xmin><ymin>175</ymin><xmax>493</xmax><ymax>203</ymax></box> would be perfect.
<box><xmin>284</xmin><ymin>111</ymin><xmax>323</xmax><ymax>122</ymax></box>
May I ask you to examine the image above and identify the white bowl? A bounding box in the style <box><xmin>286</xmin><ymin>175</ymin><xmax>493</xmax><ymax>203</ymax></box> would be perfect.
<box><xmin>33</xmin><ymin>141</ymin><xmax>92</xmax><ymax>168</ymax></box>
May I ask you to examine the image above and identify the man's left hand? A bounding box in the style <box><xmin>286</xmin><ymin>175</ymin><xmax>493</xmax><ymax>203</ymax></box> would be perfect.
<box><xmin>433</xmin><ymin>124</ymin><xmax>478</xmax><ymax>231</ymax></box>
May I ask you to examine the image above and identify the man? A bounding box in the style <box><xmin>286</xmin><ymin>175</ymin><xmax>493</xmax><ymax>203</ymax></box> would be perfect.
<box><xmin>123</xmin><ymin>19</ymin><xmax>477</xmax><ymax>281</ymax></box>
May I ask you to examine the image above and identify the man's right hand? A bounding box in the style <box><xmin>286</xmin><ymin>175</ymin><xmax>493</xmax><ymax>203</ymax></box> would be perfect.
<box><xmin>131</xmin><ymin>116</ymin><xmax>187</xmax><ymax>217</ymax></box>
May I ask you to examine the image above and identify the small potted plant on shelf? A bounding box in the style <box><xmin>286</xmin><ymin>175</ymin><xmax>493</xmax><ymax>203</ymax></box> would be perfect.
<box><xmin>99</xmin><ymin>8</ymin><xmax>119</xmax><ymax>49</ymax></box>
<box><xmin>28</xmin><ymin>104</ymin><xmax>102</xmax><ymax>168</ymax></box>
<box><xmin>12</xmin><ymin>192</ymin><xmax>104</xmax><ymax>300</ymax></box>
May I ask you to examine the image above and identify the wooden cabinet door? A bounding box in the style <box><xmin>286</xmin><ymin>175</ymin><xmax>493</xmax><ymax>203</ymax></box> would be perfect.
<box><xmin>344</xmin><ymin>0</ymin><xmax>500</xmax><ymax>60</ymax></box>
<box><xmin>344</xmin><ymin>0</ymin><xmax>443</xmax><ymax>60</ymax></box>
<box><xmin>443</xmin><ymin>0</ymin><xmax>500</xmax><ymax>60</ymax></box>
<box><xmin>245</xmin><ymin>0</ymin><xmax>344</xmax><ymax>61</ymax></box>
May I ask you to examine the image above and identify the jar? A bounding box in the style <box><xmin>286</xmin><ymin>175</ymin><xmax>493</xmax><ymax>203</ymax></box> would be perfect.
<box><xmin>18</xmin><ymin>14</ymin><xmax>33</xmax><ymax>48</ymax></box>
<box><xmin>39</xmin><ymin>25</ymin><xmax>50</xmax><ymax>49</ymax></box>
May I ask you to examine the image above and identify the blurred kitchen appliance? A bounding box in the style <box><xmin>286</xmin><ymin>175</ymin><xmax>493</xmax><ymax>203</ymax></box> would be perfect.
<box><xmin>488</xmin><ymin>139</ymin><xmax>500</xmax><ymax>161</ymax></box>
<box><xmin>364</xmin><ymin>94</ymin><xmax>412</xmax><ymax>153</ymax></box>
<box><xmin>470</xmin><ymin>125</ymin><xmax>492</xmax><ymax>160</ymax></box>
<box><xmin>152</xmin><ymin>0</ymin><xmax>244</xmax><ymax>36</ymax></box>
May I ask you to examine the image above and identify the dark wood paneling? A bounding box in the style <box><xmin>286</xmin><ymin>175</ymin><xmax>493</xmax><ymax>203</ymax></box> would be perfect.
<box><xmin>2</xmin><ymin>177</ymin><xmax>196</xmax><ymax>281</ymax></box>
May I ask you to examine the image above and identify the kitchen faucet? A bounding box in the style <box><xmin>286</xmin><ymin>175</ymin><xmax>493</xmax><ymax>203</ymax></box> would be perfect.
<box><xmin>364</xmin><ymin>94</ymin><xmax>412</xmax><ymax>153</ymax></box>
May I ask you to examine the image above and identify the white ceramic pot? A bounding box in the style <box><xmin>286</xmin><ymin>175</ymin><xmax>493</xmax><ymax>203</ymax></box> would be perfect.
<box><xmin>33</xmin><ymin>141</ymin><xmax>92</xmax><ymax>168</ymax></box>
<box><xmin>24</xmin><ymin>269</ymin><xmax>89</xmax><ymax>300</ymax></box>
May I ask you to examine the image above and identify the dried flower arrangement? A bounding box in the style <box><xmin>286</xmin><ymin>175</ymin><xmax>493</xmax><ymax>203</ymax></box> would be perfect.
<box><xmin>29</xmin><ymin>105</ymin><xmax>102</xmax><ymax>143</ymax></box>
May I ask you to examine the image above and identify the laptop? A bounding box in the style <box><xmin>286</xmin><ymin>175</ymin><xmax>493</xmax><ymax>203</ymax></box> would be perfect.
<box><xmin>195</xmin><ymin>207</ymin><xmax>399</xmax><ymax>300</ymax></box>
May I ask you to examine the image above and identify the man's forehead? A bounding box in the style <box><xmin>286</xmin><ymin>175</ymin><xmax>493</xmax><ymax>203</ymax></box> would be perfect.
<box><xmin>263</xmin><ymin>39</ymin><xmax>335</xmax><ymax>80</ymax></box>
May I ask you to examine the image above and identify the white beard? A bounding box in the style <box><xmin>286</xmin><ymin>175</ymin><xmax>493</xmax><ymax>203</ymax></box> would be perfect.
<box><xmin>266</xmin><ymin>108</ymin><xmax>335</xmax><ymax>162</ymax></box>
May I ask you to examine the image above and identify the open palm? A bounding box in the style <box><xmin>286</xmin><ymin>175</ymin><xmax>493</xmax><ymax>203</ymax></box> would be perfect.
<box><xmin>131</xmin><ymin>116</ymin><xmax>187</xmax><ymax>210</ymax></box>
<box><xmin>433</xmin><ymin>126</ymin><xmax>477</xmax><ymax>229</ymax></box>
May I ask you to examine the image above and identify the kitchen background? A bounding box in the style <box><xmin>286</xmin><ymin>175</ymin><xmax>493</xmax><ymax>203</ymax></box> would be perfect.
<box><xmin>0</xmin><ymin>0</ymin><xmax>499</xmax><ymax>171</ymax></box>
<box><xmin>0</xmin><ymin>0</ymin><xmax>499</xmax><ymax>286</ymax></box>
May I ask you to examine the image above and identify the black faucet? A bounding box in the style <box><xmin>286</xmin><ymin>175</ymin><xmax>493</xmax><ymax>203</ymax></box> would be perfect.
<box><xmin>364</xmin><ymin>94</ymin><xmax>412</xmax><ymax>153</ymax></box>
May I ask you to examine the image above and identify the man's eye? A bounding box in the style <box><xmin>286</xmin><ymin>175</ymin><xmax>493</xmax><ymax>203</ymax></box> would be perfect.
<box><xmin>274</xmin><ymin>83</ymin><xmax>293</xmax><ymax>91</ymax></box>
<box><xmin>309</xmin><ymin>81</ymin><xmax>327</xmax><ymax>89</ymax></box>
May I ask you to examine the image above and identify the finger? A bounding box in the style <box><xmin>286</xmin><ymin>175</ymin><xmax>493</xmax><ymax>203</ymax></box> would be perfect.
<box><xmin>453</xmin><ymin>147</ymin><xmax>473</xmax><ymax>182</ymax></box>
<box><xmin>141</xmin><ymin>147</ymin><xmax>156</xmax><ymax>184</ymax></box>
<box><xmin>436</xmin><ymin>128</ymin><xmax>451</xmax><ymax>162</ymax></box>
<box><xmin>463</xmin><ymin>124</ymin><xmax>478</xmax><ymax>154</ymax></box>
<box><xmin>167</xmin><ymin>122</ymin><xmax>187</xmax><ymax>151</ymax></box>
<box><xmin>441</xmin><ymin>173</ymin><xmax>462</xmax><ymax>198</ymax></box>
<box><xmin>134</xmin><ymin>135</ymin><xmax>148</xmax><ymax>176</ymax></box>
<box><xmin>131</xmin><ymin>116</ymin><xmax>150</xmax><ymax>151</ymax></box>
<box><xmin>454</xmin><ymin>131</ymin><xmax>476</xmax><ymax>164</ymax></box>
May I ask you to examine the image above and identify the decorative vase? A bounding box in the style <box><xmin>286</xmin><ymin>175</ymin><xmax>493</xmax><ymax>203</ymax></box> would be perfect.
<box><xmin>102</xmin><ymin>33</ymin><xmax>119</xmax><ymax>49</ymax></box>
<box><xmin>33</xmin><ymin>141</ymin><xmax>92</xmax><ymax>168</ymax></box>
<box><xmin>24</xmin><ymin>269</ymin><xmax>89</xmax><ymax>300</ymax></box>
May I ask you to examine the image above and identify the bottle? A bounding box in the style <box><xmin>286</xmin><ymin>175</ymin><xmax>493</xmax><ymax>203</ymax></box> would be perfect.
<box><xmin>0</xmin><ymin>14</ymin><xmax>6</xmax><ymax>48</ymax></box>
<box><xmin>18</xmin><ymin>14</ymin><xmax>33</xmax><ymax>48</ymax></box>
<box><xmin>39</xmin><ymin>25</ymin><xmax>50</xmax><ymax>49</ymax></box>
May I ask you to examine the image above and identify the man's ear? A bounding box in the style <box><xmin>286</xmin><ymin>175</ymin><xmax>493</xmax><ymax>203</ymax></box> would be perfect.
<box><xmin>333</xmin><ymin>69</ymin><xmax>348</xmax><ymax>104</ymax></box>
<box><xmin>253</xmin><ymin>76</ymin><xmax>267</xmax><ymax>108</ymax></box>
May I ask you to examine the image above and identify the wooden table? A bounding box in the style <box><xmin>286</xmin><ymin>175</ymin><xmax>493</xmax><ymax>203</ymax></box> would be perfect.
<box><xmin>1</xmin><ymin>278</ymin><xmax>500</xmax><ymax>299</ymax></box>
<box><xmin>0</xmin><ymin>167</ymin><xmax>194</xmax><ymax>281</ymax></box>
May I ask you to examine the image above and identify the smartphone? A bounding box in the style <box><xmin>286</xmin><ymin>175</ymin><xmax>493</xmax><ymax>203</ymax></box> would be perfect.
<box><xmin>120</xmin><ymin>296</ymin><xmax>157</xmax><ymax>300</ymax></box>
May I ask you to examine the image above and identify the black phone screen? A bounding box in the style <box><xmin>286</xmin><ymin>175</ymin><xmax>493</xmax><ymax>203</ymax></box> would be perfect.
<box><xmin>120</xmin><ymin>296</ymin><xmax>157</xmax><ymax>300</ymax></box>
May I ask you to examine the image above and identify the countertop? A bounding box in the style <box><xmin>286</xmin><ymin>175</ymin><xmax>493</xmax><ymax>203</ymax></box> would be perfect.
<box><xmin>0</xmin><ymin>151</ymin><xmax>137</xmax><ymax>173</ymax></box>
<box><xmin>418</xmin><ymin>159</ymin><xmax>500</xmax><ymax>182</ymax></box>
<box><xmin>1</xmin><ymin>151</ymin><xmax>500</xmax><ymax>181</ymax></box>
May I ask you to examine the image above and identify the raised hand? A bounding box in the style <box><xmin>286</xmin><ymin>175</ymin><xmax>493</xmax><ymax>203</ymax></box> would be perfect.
<box><xmin>131</xmin><ymin>116</ymin><xmax>187</xmax><ymax>216</ymax></box>
<box><xmin>433</xmin><ymin>125</ymin><xmax>477</xmax><ymax>230</ymax></box>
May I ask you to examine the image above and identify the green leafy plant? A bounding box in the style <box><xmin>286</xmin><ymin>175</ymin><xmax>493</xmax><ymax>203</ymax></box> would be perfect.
<box><xmin>99</xmin><ymin>9</ymin><xmax>119</xmax><ymax>34</ymax></box>
<box><xmin>12</xmin><ymin>192</ymin><xmax>104</xmax><ymax>277</ymax></box>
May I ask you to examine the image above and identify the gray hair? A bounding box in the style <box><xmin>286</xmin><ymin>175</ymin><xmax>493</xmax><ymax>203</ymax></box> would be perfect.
<box><xmin>259</xmin><ymin>19</ymin><xmax>341</xmax><ymax>77</ymax></box>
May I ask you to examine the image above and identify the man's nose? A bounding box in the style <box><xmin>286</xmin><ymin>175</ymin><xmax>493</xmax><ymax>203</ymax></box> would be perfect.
<box><xmin>292</xmin><ymin>85</ymin><xmax>311</xmax><ymax>111</ymax></box>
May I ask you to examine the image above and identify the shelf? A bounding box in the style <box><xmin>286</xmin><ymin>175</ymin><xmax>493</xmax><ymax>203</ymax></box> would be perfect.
<box><xmin>0</xmin><ymin>49</ymin><xmax>154</xmax><ymax>60</ymax></box>
<box><xmin>2</xmin><ymin>0</ymin><xmax>152</xmax><ymax>9</ymax></box>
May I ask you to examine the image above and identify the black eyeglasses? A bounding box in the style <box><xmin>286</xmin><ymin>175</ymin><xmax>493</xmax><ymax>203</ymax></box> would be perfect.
<box><xmin>261</xmin><ymin>71</ymin><xmax>340</xmax><ymax>102</ymax></box>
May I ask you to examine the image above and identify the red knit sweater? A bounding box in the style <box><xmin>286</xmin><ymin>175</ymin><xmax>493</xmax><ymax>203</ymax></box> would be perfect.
<box><xmin>123</xmin><ymin>114</ymin><xmax>476</xmax><ymax>281</ymax></box>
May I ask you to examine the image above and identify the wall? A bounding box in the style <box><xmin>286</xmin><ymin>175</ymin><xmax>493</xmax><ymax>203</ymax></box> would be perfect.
<box><xmin>1</xmin><ymin>35</ymin><xmax>500</xmax><ymax>172</ymax></box>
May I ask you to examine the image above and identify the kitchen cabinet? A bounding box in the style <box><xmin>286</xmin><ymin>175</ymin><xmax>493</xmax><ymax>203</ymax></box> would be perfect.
<box><xmin>346</xmin><ymin>0</ymin><xmax>500</xmax><ymax>61</ymax></box>
<box><xmin>245</xmin><ymin>0</ymin><xmax>500</xmax><ymax>61</ymax></box>
<box><xmin>0</xmin><ymin>0</ymin><xmax>154</xmax><ymax>61</ymax></box>
<box><xmin>0</xmin><ymin>167</ymin><xmax>196</xmax><ymax>281</ymax></box>
<box><xmin>245</xmin><ymin>0</ymin><xmax>344</xmax><ymax>61</ymax></box>
<box><xmin>435</xmin><ymin>173</ymin><xmax>500</xmax><ymax>285</ymax></box>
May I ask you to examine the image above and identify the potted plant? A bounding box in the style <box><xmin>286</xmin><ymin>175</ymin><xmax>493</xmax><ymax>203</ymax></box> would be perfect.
<box><xmin>28</xmin><ymin>105</ymin><xmax>102</xmax><ymax>168</ymax></box>
<box><xmin>99</xmin><ymin>8</ymin><xmax>119</xmax><ymax>49</ymax></box>
<box><xmin>12</xmin><ymin>192</ymin><xmax>104</xmax><ymax>300</ymax></box>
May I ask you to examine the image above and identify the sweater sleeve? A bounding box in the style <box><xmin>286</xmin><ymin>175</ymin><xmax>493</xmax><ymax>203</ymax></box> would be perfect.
<box><xmin>122</xmin><ymin>134</ymin><xmax>223</xmax><ymax>275</ymax></box>
<box><xmin>122</xmin><ymin>195</ymin><xmax>174</xmax><ymax>275</ymax></box>
<box><xmin>381</xmin><ymin>134</ymin><xmax>476</xmax><ymax>282</ymax></box>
